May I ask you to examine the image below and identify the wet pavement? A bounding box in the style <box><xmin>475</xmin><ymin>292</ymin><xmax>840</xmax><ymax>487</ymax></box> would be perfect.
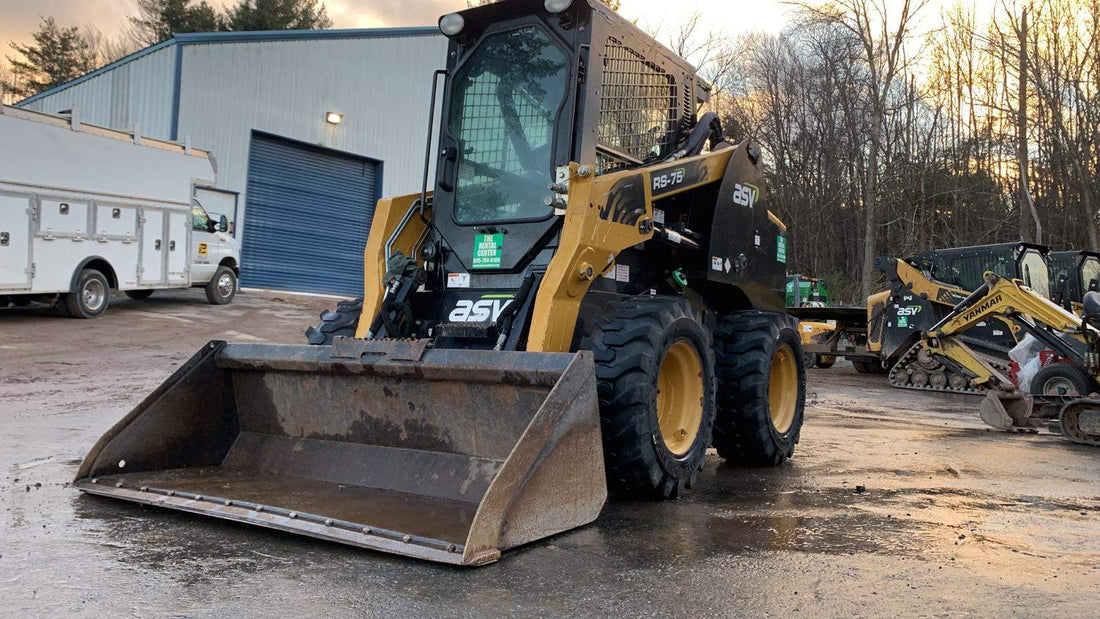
<box><xmin>2</xmin><ymin>290</ymin><xmax>1098</xmax><ymax>616</ymax></box>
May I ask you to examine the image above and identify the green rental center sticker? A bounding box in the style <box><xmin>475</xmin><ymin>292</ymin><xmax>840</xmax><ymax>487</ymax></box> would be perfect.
<box><xmin>777</xmin><ymin>235</ymin><xmax>787</xmax><ymax>264</ymax></box>
<box><xmin>472</xmin><ymin>233</ymin><xmax>503</xmax><ymax>269</ymax></box>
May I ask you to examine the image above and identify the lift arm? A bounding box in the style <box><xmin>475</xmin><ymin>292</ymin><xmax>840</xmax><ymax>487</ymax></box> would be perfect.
<box><xmin>921</xmin><ymin>272</ymin><xmax>1093</xmax><ymax>389</ymax></box>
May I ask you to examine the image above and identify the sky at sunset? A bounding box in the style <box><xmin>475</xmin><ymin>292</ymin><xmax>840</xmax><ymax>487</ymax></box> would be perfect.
<box><xmin>0</xmin><ymin>0</ymin><xmax>997</xmax><ymax>70</ymax></box>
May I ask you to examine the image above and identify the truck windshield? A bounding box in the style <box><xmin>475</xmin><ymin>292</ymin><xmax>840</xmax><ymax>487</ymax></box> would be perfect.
<box><xmin>447</xmin><ymin>26</ymin><xmax>568</xmax><ymax>224</ymax></box>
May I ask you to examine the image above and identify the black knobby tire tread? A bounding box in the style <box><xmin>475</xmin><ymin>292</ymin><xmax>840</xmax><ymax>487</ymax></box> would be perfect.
<box><xmin>581</xmin><ymin>296</ymin><xmax>716</xmax><ymax>499</ymax></box>
<box><xmin>305</xmin><ymin>297</ymin><xmax>364</xmax><ymax>345</ymax></box>
<box><xmin>712</xmin><ymin>311</ymin><xmax>805</xmax><ymax>466</ymax></box>
<box><xmin>1031</xmin><ymin>363</ymin><xmax>1099</xmax><ymax>396</ymax></box>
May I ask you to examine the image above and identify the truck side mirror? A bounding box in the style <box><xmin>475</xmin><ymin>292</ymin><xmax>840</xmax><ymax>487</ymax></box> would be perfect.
<box><xmin>218</xmin><ymin>215</ymin><xmax>228</xmax><ymax>233</ymax></box>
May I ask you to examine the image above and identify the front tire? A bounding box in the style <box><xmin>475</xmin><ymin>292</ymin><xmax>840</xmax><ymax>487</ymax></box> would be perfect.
<box><xmin>205</xmin><ymin>266</ymin><xmax>237</xmax><ymax>305</ymax></box>
<box><xmin>582</xmin><ymin>296</ymin><xmax>716</xmax><ymax>499</ymax></box>
<box><xmin>1030</xmin><ymin>362</ymin><xmax>1098</xmax><ymax>396</ymax></box>
<box><xmin>64</xmin><ymin>268</ymin><xmax>110</xmax><ymax>319</ymax></box>
<box><xmin>712</xmin><ymin>311</ymin><xmax>806</xmax><ymax>466</ymax></box>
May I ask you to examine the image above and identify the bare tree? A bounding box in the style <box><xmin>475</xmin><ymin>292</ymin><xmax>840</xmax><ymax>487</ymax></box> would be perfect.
<box><xmin>1012</xmin><ymin>7</ymin><xmax>1042</xmax><ymax>243</ymax></box>
<box><xmin>792</xmin><ymin>0</ymin><xmax>930</xmax><ymax>298</ymax></box>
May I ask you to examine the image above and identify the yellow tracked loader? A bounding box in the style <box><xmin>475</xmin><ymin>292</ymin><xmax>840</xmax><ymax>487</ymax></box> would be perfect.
<box><xmin>76</xmin><ymin>0</ymin><xmax>806</xmax><ymax>565</ymax></box>
<box><xmin>915</xmin><ymin>272</ymin><xmax>1100</xmax><ymax>445</ymax></box>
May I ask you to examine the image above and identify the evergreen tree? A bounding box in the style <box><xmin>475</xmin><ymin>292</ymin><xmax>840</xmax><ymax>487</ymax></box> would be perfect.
<box><xmin>6</xmin><ymin>17</ymin><xmax>97</xmax><ymax>98</ymax></box>
<box><xmin>128</xmin><ymin>0</ymin><xmax>222</xmax><ymax>46</ymax></box>
<box><xmin>223</xmin><ymin>0</ymin><xmax>333</xmax><ymax>31</ymax></box>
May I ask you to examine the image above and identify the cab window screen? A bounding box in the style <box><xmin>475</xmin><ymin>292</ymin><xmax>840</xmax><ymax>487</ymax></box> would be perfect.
<box><xmin>448</xmin><ymin>27</ymin><xmax>568</xmax><ymax>224</ymax></box>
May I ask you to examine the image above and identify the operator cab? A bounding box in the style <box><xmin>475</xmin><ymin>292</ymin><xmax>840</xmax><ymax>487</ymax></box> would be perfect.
<box><xmin>1049</xmin><ymin>250</ymin><xmax>1100</xmax><ymax>309</ymax></box>
<box><xmin>915</xmin><ymin>242</ymin><xmax>1051</xmax><ymax>299</ymax></box>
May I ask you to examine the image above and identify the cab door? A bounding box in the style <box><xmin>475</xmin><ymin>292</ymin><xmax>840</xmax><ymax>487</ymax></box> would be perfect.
<box><xmin>189</xmin><ymin>201</ymin><xmax>217</xmax><ymax>283</ymax></box>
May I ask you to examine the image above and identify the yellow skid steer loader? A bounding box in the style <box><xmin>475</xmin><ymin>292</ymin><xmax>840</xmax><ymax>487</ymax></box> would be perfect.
<box><xmin>75</xmin><ymin>0</ymin><xmax>806</xmax><ymax>565</ymax></box>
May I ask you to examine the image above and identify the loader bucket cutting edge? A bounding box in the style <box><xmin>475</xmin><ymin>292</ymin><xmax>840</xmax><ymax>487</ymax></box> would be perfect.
<box><xmin>74</xmin><ymin>340</ymin><xmax>607</xmax><ymax>566</ymax></box>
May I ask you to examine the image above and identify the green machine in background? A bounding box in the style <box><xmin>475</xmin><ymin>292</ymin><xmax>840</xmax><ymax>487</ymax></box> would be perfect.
<box><xmin>787</xmin><ymin>274</ymin><xmax>830</xmax><ymax>307</ymax></box>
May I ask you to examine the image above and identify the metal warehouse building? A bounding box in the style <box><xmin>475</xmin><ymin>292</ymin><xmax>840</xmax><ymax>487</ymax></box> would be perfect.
<box><xmin>18</xmin><ymin>27</ymin><xmax>446</xmax><ymax>295</ymax></box>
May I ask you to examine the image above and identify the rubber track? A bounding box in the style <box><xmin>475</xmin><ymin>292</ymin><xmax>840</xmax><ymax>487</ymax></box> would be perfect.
<box><xmin>887</xmin><ymin>341</ymin><xmax>1010</xmax><ymax>395</ymax></box>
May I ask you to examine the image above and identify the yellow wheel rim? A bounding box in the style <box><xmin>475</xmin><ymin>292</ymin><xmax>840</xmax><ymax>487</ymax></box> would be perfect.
<box><xmin>769</xmin><ymin>345</ymin><xmax>798</xmax><ymax>434</ymax></box>
<box><xmin>657</xmin><ymin>339</ymin><xmax>705</xmax><ymax>456</ymax></box>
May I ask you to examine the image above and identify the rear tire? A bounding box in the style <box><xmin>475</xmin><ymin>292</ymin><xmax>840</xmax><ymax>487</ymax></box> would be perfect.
<box><xmin>815</xmin><ymin>354</ymin><xmax>836</xmax><ymax>369</ymax></box>
<box><xmin>582</xmin><ymin>296</ymin><xmax>716</xmax><ymax>499</ymax></box>
<box><xmin>125</xmin><ymin>289</ymin><xmax>154</xmax><ymax>300</ymax></box>
<box><xmin>1030</xmin><ymin>363</ymin><xmax>1098</xmax><ymax>397</ymax></box>
<box><xmin>306</xmin><ymin>297</ymin><xmax>364</xmax><ymax>345</ymax></box>
<box><xmin>712</xmin><ymin>311</ymin><xmax>805</xmax><ymax>466</ymax></box>
<box><xmin>205</xmin><ymin>266</ymin><xmax>237</xmax><ymax>305</ymax></box>
<box><xmin>64</xmin><ymin>269</ymin><xmax>110</xmax><ymax>319</ymax></box>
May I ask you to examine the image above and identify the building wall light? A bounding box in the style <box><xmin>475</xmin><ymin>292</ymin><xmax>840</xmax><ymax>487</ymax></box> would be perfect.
<box><xmin>325</xmin><ymin>112</ymin><xmax>343</xmax><ymax>125</ymax></box>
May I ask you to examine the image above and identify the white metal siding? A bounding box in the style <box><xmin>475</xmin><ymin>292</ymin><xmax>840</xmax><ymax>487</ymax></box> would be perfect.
<box><xmin>176</xmin><ymin>34</ymin><xmax>446</xmax><ymax>214</ymax></box>
<box><xmin>20</xmin><ymin>46</ymin><xmax>177</xmax><ymax>139</ymax></box>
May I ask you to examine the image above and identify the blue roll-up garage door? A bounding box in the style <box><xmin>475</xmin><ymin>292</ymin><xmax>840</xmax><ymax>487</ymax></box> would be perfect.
<box><xmin>241</xmin><ymin>132</ymin><xmax>380</xmax><ymax>295</ymax></box>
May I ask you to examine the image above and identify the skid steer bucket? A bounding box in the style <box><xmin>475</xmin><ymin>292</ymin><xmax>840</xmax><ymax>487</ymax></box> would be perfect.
<box><xmin>74</xmin><ymin>339</ymin><xmax>606</xmax><ymax>566</ymax></box>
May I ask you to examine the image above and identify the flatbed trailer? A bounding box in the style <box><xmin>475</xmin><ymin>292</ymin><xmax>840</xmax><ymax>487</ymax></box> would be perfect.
<box><xmin>788</xmin><ymin>305</ymin><xmax>883</xmax><ymax>372</ymax></box>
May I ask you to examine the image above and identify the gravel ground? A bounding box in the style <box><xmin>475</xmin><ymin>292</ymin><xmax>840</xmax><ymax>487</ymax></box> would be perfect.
<box><xmin>2</xmin><ymin>290</ymin><xmax>1097</xmax><ymax>617</ymax></box>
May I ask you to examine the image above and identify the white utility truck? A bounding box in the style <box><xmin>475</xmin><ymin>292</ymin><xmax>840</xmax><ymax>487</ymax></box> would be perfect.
<box><xmin>0</xmin><ymin>104</ymin><xmax>240</xmax><ymax>318</ymax></box>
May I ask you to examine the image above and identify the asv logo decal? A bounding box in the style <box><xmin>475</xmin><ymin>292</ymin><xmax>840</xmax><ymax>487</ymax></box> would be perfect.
<box><xmin>448</xmin><ymin>297</ymin><xmax>513</xmax><ymax>323</ymax></box>
<box><xmin>897</xmin><ymin>305</ymin><xmax>922</xmax><ymax>316</ymax></box>
<box><xmin>652</xmin><ymin>167</ymin><xmax>685</xmax><ymax>191</ymax></box>
<box><xmin>732</xmin><ymin>183</ymin><xmax>758</xmax><ymax>207</ymax></box>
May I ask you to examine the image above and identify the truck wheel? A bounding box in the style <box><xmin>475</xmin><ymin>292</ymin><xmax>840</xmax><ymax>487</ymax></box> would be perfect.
<box><xmin>815</xmin><ymin>354</ymin><xmax>836</xmax><ymax>369</ymax></box>
<box><xmin>64</xmin><ymin>269</ymin><xmax>110</xmax><ymax>319</ymax></box>
<box><xmin>712</xmin><ymin>311</ymin><xmax>805</xmax><ymax>466</ymax></box>
<box><xmin>1030</xmin><ymin>362</ymin><xmax>1098</xmax><ymax>396</ymax></box>
<box><xmin>582</xmin><ymin>296</ymin><xmax>716</xmax><ymax>499</ymax></box>
<box><xmin>125</xmin><ymin>290</ymin><xmax>154</xmax><ymax>300</ymax></box>
<box><xmin>205</xmin><ymin>266</ymin><xmax>237</xmax><ymax>305</ymax></box>
<box><xmin>306</xmin><ymin>298</ymin><xmax>363</xmax><ymax>345</ymax></box>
